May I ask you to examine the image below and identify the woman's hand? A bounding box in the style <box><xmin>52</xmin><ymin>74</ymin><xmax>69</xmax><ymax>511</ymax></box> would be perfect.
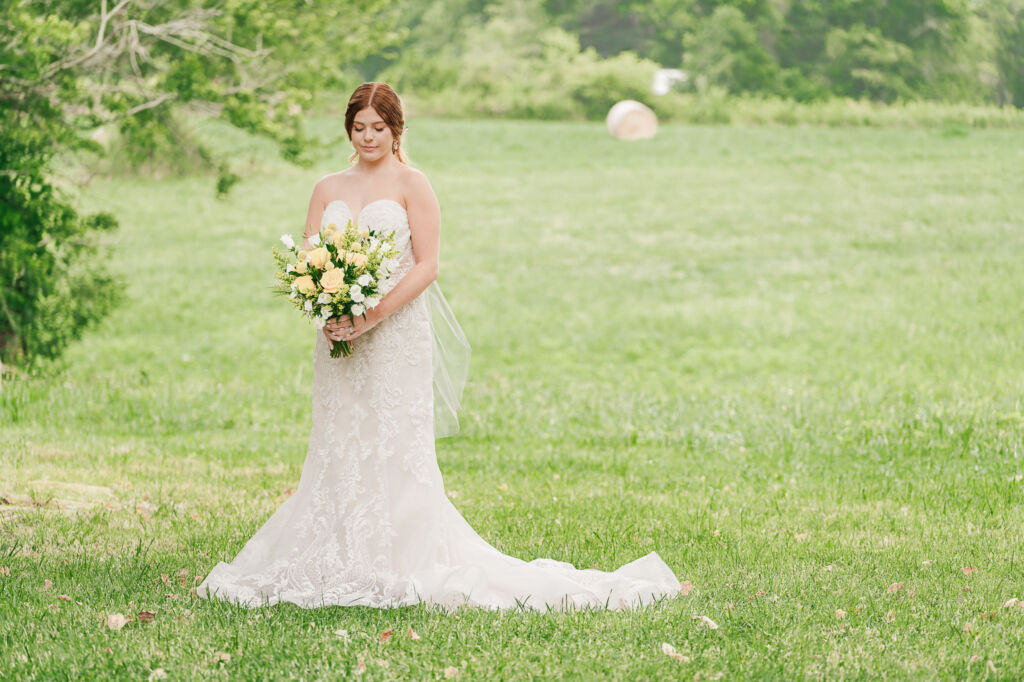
<box><xmin>324</xmin><ymin>312</ymin><xmax>381</xmax><ymax>343</ymax></box>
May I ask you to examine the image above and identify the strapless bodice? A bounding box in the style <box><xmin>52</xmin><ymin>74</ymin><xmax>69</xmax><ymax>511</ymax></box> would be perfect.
<box><xmin>320</xmin><ymin>199</ymin><xmax>410</xmax><ymax>253</ymax></box>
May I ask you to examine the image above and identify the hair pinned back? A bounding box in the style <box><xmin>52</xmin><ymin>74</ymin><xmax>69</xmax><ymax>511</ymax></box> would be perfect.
<box><xmin>345</xmin><ymin>82</ymin><xmax>409</xmax><ymax>166</ymax></box>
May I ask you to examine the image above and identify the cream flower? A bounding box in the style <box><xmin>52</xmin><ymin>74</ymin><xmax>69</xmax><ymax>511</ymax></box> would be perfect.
<box><xmin>293</xmin><ymin>275</ymin><xmax>315</xmax><ymax>295</ymax></box>
<box><xmin>308</xmin><ymin>247</ymin><xmax>330</xmax><ymax>269</ymax></box>
<box><xmin>320</xmin><ymin>268</ymin><xmax>345</xmax><ymax>294</ymax></box>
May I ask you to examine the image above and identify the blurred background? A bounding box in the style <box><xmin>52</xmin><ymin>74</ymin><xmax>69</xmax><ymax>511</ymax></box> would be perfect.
<box><xmin>3</xmin><ymin>0</ymin><xmax>1024</xmax><ymax>370</ymax></box>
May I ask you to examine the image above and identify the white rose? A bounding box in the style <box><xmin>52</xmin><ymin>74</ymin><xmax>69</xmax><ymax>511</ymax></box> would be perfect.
<box><xmin>365</xmin><ymin>295</ymin><xmax>380</xmax><ymax>309</ymax></box>
<box><xmin>349</xmin><ymin>284</ymin><xmax>365</xmax><ymax>303</ymax></box>
<box><xmin>317</xmin><ymin>292</ymin><xmax>332</xmax><ymax>304</ymax></box>
<box><xmin>351</xmin><ymin>303</ymin><xmax>365</xmax><ymax>316</ymax></box>
<box><xmin>304</xmin><ymin>300</ymin><xmax>313</xmax><ymax>312</ymax></box>
<box><xmin>310</xmin><ymin>233</ymin><xmax>321</xmax><ymax>247</ymax></box>
<box><xmin>280</xmin><ymin>234</ymin><xmax>295</xmax><ymax>249</ymax></box>
<box><xmin>289</xmin><ymin>291</ymin><xmax>297</xmax><ymax>300</ymax></box>
<box><xmin>314</xmin><ymin>316</ymin><xmax>326</xmax><ymax>329</ymax></box>
<box><xmin>286</xmin><ymin>264</ymin><xmax>294</xmax><ymax>273</ymax></box>
<box><xmin>357</xmin><ymin>273</ymin><xmax>371</xmax><ymax>287</ymax></box>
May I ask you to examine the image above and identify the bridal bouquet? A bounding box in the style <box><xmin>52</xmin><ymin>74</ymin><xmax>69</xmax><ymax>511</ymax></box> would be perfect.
<box><xmin>272</xmin><ymin>220</ymin><xmax>400</xmax><ymax>358</ymax></box>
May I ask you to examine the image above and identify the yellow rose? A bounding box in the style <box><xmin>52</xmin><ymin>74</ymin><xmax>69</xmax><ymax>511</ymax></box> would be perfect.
<box><xmin>327</xmin><ymin>222</ymin><xmax>337</xmax><ymax>231</ymax></box>
<box><xmin>320</xmin><ymin>267</ymin><xmax>345</xmax><ymax>294</ymax></box>
<box><xmin>324</xmin><ymin>261</ymin><xmax>335</xmax><ymax>271</ymax></box>
<box><xmin>345</xmin><ymin>251</ymin><xmax>357</xmax><ymax>265</ymax></box>
<box><xmin>297</xmin><ymin>249</ymin><xmax>308</xmax><ymax>261</ymax></box>
<box><xmin>359</xmin><ymin>226</ymin><xmax>370</xmax><ymax>238</ymax></box>
<box><xmin>352</xmin><ymin>253</ymin><xmax>368</xmax><ymax>267</ymax></box>
<box><xmin>308</xmin><ymin>247</ymin><xmax>330</xmax><ymax>269</ymax></box>
<box><xmin>350</xmin><ymin>241</ymin><xmax>362</xmax><ymax>252</ymax></box>
<box><xmin>331</xmin><ymin>231</ymin><xmax>345</xmax><ymax>248</ymax></box>
<box><xmin>293</xmin><ymin>275</ymin><xmax>315</xmax><ymax>295</ymax></box>
<box><xmin>293</xmin><ymin>260</ymin><xmax>308</xmax><ymax>274</ymax></box>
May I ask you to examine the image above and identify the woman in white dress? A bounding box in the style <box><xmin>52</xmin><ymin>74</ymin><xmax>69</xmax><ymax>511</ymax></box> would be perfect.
<box><xmin>197</xmin><ymin>82</ymin><xmax>683</xmax><ymax>612</ymax></box>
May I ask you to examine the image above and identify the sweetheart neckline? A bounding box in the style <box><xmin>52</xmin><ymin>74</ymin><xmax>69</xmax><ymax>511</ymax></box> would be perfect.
<box><xmin>324</xmin><ymin>198</ymin><xmax>407</xmax><ymax>222</ymax></box>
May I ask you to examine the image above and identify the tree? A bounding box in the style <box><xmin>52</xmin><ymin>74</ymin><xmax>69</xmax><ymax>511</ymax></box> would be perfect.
<box><xmin>0</xmin><ymin>0</ymin><xmax>402</xmax><ymax>370</ymax></box>
<box><xmin>685</xmin><ymin>6</ymin><xmax>779</xmax><ymax>93</ymax></box>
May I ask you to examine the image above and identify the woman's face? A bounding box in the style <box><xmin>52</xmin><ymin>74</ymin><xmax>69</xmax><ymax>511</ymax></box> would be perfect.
<box><xmin>351</xmin><ymin>106</ymin><xmax>394</xmax><ymax>161</ymax></box>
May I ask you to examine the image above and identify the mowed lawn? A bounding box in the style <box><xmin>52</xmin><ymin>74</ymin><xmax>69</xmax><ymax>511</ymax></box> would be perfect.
<box><xmin>2</xmin><ymin>117</ymin><xmax>1023</xmax><ymax>679</ymax></box>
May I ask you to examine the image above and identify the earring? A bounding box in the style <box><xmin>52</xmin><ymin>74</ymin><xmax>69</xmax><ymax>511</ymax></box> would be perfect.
<box><xmin>392</xmin><ymin>140</ymin><xmax>399</xmax><ymax>152</ymax></box>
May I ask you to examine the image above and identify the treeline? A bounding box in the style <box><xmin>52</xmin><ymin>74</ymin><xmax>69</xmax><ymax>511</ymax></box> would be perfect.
<box><xmin>364</xmin><ymin>0</ymin><xmax>1024</xmax><ymax>116</ymax></box>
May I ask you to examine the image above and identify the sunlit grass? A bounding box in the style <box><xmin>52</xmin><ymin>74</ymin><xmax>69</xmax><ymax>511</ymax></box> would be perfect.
<box><xmin>1</xmin><ymin>117</ymin><xmax>1023</xmax><ymax>679</ymax></box>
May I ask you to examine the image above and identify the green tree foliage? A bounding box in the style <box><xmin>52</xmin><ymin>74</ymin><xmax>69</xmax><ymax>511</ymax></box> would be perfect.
<box><xmin>380</xmin><ymin>0</ymin><xmax>662</xmax><ymax>120</ymax></box>
<box><xmin>0</xmin><ymin>0</ymin><xmax>400</xmax><ymax>370</ymax></box>
<box><xmin>993</xmin><ymin>2</ymin><xmax>1024</xmax><ymax>105</ymax></box>
<box><xmin>685</xmin><ymin>6</ymin><xmax>779</xmax><ymax>94</ymax></box>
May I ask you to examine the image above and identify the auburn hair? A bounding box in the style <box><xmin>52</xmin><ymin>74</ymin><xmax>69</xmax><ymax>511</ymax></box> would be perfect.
<box><xmin>344</xmin><ymin>82</ymin><xmax>409</xmax><ymax>166</ymax></box>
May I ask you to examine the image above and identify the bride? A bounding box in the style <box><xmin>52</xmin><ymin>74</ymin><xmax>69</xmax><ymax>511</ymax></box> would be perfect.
<box><xmin>197</xmin><ymin>82</ymin><xmax>682</xmax><ymax>612</ymax></box>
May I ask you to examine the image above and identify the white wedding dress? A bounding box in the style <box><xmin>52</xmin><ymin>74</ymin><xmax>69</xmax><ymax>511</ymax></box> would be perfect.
<box><xmin>197</xmin><ymin>198</ymin><xmax>682</xmax><ymax>612</ymax></box>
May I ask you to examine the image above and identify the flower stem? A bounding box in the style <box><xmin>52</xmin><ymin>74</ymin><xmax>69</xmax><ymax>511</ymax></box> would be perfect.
<box><xmin>330</xmin><ymin>339</ymin><xmax>351</xmax><ymax>358</ymax></box>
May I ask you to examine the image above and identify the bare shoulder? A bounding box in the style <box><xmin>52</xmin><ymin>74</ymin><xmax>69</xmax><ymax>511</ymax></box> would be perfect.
<box><xmin>316</xmin><ymin>169</ymin><xmax>354</xmax><ymax>189</ymax></box>
<box><xmin>399</xmin><ymin>165</ymin><xmax>435</xmax><ymax>201</ymax></box>
<box><xmin>310</xmin><ymin>169</ymin><xmax>354</xmax><ymax>202</ymax></box>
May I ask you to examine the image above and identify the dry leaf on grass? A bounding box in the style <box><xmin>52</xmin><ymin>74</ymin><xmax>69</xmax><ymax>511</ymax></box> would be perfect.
<box><xmin>922</xmin><ymin>559</ymin><xmax>934</xmax><ymax>567</ymax></box>
<box><xmin>660</xmin><ymin>642</ymin><xmax>690</xmax><ymax>662</ymax></box>
<box><xmin>835</xmin><ymin>609</ymin><xmax>846</xmax><ymax>620</ymax></box>
<box><xmin>794</xmin><ymin>533</ymin><xmax>809</xmax><ymax>542</ymax></box>
<box><xmin>57</xmin><ymin>594</ymin><xmax>71</xmax><ymax>601</ymax></box>
<box><xmin>444</xmin><ymin>666</ymin><xmax>460</xmax><ymax>678</ymax></box>
<box><xmin>105</xmin><ymin>613</ymin><xmax>129</xmax><ymax>630</ymax></box>
<box><xmin>137</xmin><ymin>611</ymin><xmax>156</xmax><ymax>624</ymax></box>
<box><xmin>212</xmin><ymin>651</ymin><xmax>231</xmax><ymax>666</ymax></box>
<box><xmin>148</xmin><ymin>669</ymin><xmax>168</xmax><ymax>681</ymax></box>
<box><xmin>885</xmin><ymin>610</ymin><xmax>896</xmax><ymax>623</ymax></box>
<box><xmin>408</xmin><ymin>627</ymin><xmax>422</xmax><ymax>640</ymax></box>
<box><xmin>962</xmin><ymin>622</ymin><xmax>974</xmax><ymax>632</ymax></box>
<box><xmin>0</xmin><ymin>566</ymin><xmax>10</xmax><ymax>576</ymax></box>
<box><xmin>354</xmin><ymin>657</ymin><xmax>366</xmax><ymax>675</ymax></box>
<box><xmin>335</xmin><ymin>628</ymin><xmax>350</xmax><ymax>640</ymax></box>
<box><xmin>887</xmin><ymin>582</ymin><xmax>904</xmax><ymax>593</ymax></box>
<box><xmin>1002</xmin><ymin>598</ymin><xmax>1020</xmax><ymax>609</ymax></box>
<box><xmin>962</xmin><ymin>566</ymin><xmax>978</xmax><ymax>576</ymax></box>
<box><xmin>378</xmin><ymin>628</ymin><xmax>393</xmax><ymax>643</ymax></box>
<box><xmin>679</xmin><ymin>580</ymin><xmax>694</xmax><ymax>596</ymax></box>
<box><xmin>44</xmin><ymin>579</ymin><xmax>52</xmax><ymax>592</ymax></box>
<box><xmin>692</xmin><ymin>615</ymin><xmax>719</xmax><ymax>629</ymax></box>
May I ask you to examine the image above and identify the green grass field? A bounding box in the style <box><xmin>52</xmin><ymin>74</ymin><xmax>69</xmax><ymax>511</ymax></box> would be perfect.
<box><xmin>2</xmin><ymin>117</ymin><xmax>1023</xmax><ymax>679</ymax></box>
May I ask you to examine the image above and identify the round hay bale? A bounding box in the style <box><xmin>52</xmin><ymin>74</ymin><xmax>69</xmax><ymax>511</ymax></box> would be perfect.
<box><xmin>606</xmin><ymin>100</ymin><xmax>658</xmax><ymax>140</ymax></box>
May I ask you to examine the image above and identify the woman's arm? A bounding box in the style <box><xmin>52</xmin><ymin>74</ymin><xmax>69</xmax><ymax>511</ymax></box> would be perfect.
<box><xmin>345</xmin><ymin>169</ymin><xmax>440</xmax><ymax>340</ymax></box>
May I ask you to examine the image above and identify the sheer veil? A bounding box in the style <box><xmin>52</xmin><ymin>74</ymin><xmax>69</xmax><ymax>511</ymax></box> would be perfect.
<box><xmin>425</xmin><ymin>281</ymin><xmax>471</xmax><ymax>438</ymax></box>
